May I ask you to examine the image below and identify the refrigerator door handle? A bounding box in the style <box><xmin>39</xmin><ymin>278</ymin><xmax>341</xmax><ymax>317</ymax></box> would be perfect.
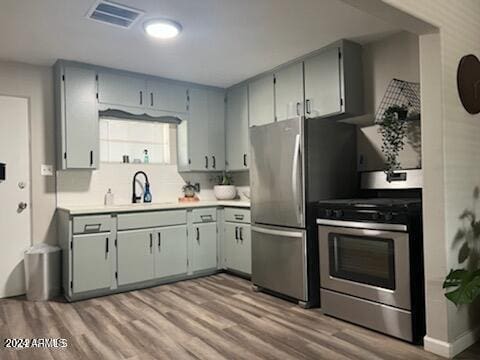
<box><xmin>251</xmin><ymin>226</ymin><xmax>303</xmax><ymax>238</ymax></box>
<box><xmin>291</xmin><ymin>134</ymin><xmax>302</xmax><ymax>224</ymax></box>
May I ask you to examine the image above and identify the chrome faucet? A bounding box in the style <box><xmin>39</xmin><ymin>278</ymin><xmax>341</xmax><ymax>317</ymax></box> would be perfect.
<box><xmin>132</xmin><ymin>171</ymin><xmax>150</xmax><ymax>203</ymax></box>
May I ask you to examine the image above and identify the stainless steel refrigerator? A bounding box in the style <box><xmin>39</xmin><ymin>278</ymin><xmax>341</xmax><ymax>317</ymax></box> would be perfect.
<box><xmin>250</xmin><ymin>116</ymin><xmax>357</xmax><ymax>307</ymax></box>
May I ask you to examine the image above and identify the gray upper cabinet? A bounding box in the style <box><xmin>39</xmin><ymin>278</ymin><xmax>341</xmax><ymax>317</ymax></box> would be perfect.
<box><xmin>98</xmin><ymin>72</ymin><xmax>146</xmax><ymax>109</ymax></box>
<box><xmin>147</xmin><ymin>80</ymin><xmax>188</xmax><ymax>113</ymax></box>
<box><xmin>179</xmin><ymin>87</ymin><xmax>225</xmax><ymax>172</ymax></box>
<box><xmin>304</xmin><ymin>41</ymin><xmax>363</xmax><ymax>119</ymax></box>
<box><xmin>274</xmin><ymin>62</ymin><xmax>304</xmax><ymax>121</ymax></box>
<box><xmin>154</xmin><ymin>225</ymin><xmax>188</xmax><ymax>278</ymax></box>
<box><xmin>72</xmin><ymin>233</ymin><xmax>112</xmax><ymax>293</ymax></box>
<box><xmin>226</xmin><ymin>85</ymin><xmax>249</xmax><ymax>171</ymax></box>
<box><xmin>248</xmin><ymin>74</ymin><xmax>275</xmax><ymax>127</ymax></box>
<box><xmin>117</xmin><ymin>229</ymin><xmax>155</xmax><ymax>286</ymax></box>
<box><xmin>55</xmin><ymin>63</ymin><xmax>99</xmax><ymax>170</ymax></box>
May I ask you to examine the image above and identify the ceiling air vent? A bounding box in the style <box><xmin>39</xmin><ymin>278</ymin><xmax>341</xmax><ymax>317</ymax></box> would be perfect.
<box><xmin>87</xmin><ymin>1</ymin><xmax>144</xmax><ymax>29</ymax></box>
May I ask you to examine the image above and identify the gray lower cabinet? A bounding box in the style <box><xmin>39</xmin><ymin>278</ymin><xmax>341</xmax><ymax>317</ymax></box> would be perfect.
<box><xmin>224</xmin><ymin>223</ymin><xmax>251</xmax><ymax>275</ymax></box>
<box><xmin>154</xmin><ymin>225</ymin><xmax>188</xmax><ymax>278</ymax></box>
<box><xmin>72</xmin><ymin>233</ymin><xmax>112</xmax><ymax>293</ymax></box>
<box><xmin>117</xmin><ymin>229</ymin><xmax>155</xmax><ymax>286</ymax></box>
<box><xmin>191</xmin><ymin>222</ymin><xmax>217</xmax><ymax>272</ymax></box>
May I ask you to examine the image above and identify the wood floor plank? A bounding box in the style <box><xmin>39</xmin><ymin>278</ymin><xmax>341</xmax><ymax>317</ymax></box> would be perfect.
<box><xmin>1</xmin><ymin>274</ymin><xmax>473</xmax><ymax>360</ymax></box>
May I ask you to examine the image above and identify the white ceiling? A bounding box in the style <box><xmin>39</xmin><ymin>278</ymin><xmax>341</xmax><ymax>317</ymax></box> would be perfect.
<box><xmin>0</xmin><ymin>0</ymin><xmax>398</xmax><ymax>87</ymax></box>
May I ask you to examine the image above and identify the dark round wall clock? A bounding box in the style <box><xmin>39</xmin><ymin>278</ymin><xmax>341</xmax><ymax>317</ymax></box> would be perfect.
<box><xmin>457</xmin><ymin>54</ymin><xmax>480</xmax><ymax>115</ymax></box>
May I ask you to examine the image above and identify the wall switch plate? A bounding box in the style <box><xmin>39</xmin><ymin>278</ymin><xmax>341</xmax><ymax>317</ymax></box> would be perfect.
<box><xmin>41</xmin><ymin>164</ymin><xmax>54</xmax><ymax>176</ymax></box>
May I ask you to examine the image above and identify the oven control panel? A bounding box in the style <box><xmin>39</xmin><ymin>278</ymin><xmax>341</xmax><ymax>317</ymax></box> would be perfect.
<box><xmin>317</xmin><ymin>208</ymin><xmax>408</xmax><ymax>225</ymax></box>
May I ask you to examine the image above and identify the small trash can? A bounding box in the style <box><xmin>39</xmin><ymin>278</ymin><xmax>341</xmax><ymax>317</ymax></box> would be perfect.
<box><xmin>24</xmin><ymin>244</ymin><xmax>61</xmax><ymax>301</ymax></box>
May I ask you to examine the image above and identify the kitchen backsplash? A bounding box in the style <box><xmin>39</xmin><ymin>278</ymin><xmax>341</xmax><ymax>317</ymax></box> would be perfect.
<box><xmin>56</xmin><ymin>163</ymin><xmax>250</xmax><ymax>207</ymax></box>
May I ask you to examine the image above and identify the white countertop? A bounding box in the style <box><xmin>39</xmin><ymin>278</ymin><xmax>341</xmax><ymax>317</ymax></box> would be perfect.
<box><xmin>57</xmin><ymin>200</ymin><xmax>250</xmax><ymax>215</ymax></box>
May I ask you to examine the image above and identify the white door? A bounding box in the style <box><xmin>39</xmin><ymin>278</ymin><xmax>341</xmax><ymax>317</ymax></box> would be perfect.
<box><xmin>0</xmin><ymin>96</ymin><xmax>31</xmax><ymax>298</ymax></box>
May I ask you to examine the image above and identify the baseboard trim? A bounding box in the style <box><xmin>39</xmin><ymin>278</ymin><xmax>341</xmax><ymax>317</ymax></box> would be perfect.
<box><xmin>424</xmin><ymin>326</ymin><xmax>480</xmax><ymax>358</ymax></box>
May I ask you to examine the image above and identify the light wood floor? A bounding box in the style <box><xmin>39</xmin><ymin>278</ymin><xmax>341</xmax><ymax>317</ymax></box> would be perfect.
<box><xmin>0</xmin><ymin>274</ymin><xmax>477</xmax><ymax>359</ymax></box>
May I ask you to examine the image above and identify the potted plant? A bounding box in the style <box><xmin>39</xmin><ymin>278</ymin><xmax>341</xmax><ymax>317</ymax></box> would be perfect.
<box><xmin>213</xmin><ymin>172</ymin><xmax>237</xmax><ymax>200</ymax></box>
<box><xmin>377</xmin><ymin>105</ymin><xmax>409</xmax><ymax>180</ymax></box>
<box><xmin>443</xmin><ymin>187</ymin><xmax>480</xmax><ymax>306</ymax></box>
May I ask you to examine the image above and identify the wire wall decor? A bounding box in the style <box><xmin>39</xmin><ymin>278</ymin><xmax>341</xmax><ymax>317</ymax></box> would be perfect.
<box><xmin>375</xmin><ymin>78</ymin><xmax>421</xmax><ymax>123</ymax></box>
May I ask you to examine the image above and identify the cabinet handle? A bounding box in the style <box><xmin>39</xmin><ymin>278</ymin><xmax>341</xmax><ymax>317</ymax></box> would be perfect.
<box><xmin>212</xmin><ymin>155</ymin><xmax>216</xmax><ymax>169</ymax></box>
<box><xmin>239</xmin><ymin>227</ymin><xmax>243</xmax><ymax>242</ymax></box>
<box><xmin>235</xmin><ymin>226</ymin><xmax>239</xmax><ymax>241</ymax></box>
<box><xmin>140</xmin><ymin>91</ymin><xmax>143</xmax><ymax>105</ymax></box>
<box><xmin>296</xmin><ymin>102</ymin><xmax>302</xmax><ymax>116</ymax></box>
<box><xmin>105</xmin><ymin>237</ymin><xmax>109</xmax><ymax>254</ymax></box>
<box><xmin>196</xmin><ymin>227</ymin><xmax>200</xmax><ymax>242</ymax></box>
<box><xmin>149</xmin><ymin>233</ymin><xmax>153</xmax><ymax>252</ymax></box>
<box><xmin>243</xmin><ymin>154</ymin><xmax>247</xmax><ymax>167</ymax></box>
<box><xmin>158</xmin><ymin>232</ymin><xmax>161</xmax><ymax>250</ymax></box>
<box><xmin>90</xmin><ymin>150</ymin><xmax>93</xmax><ymax>166</ymax></box>
<box><xmin>305</xmin><ymin>99</ymin><xmax>312</xmax><ymax>115</ymax></box>
<box><xmin>234</xmin><ymin>214</ymin><xmax>244</xmax><ymax>221</ymax></box>
<box><xmin>150</xmin><ymin>92</ymin><xmax>154</xmax><ymax>107</ymax></box>
<box><xmin>205</xmin><ymin>156</ymin><xmax>209</xmax><ymax>169</ymax></box>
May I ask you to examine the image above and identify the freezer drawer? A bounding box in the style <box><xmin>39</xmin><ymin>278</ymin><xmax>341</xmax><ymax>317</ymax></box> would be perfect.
<box><xmin>251</xmin><ymin>225</ymin><xmax>307</xmax><ymax>301</ymax></box>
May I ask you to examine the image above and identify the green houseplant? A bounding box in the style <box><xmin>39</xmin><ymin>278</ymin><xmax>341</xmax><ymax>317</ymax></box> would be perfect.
<box><xmin>443</xmin><ymin>187</ymin><xmax>480</xmax><ymax>306</ymax></box>
<box><xmin>213</xmin><ymin>172</ymin><xmax>236</xmax><ymax>200</ymax></box>
<box><xmin>377</xmin><ymin>105</ymin><xmax>409</xmax><ymax>179</ymax></box>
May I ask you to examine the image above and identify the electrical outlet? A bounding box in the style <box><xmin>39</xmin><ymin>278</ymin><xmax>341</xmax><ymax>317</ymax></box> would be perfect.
<box><xmin>41</xmin><ymin>164</ymin><xmax>54</xmax><ymax>176</ymax></box>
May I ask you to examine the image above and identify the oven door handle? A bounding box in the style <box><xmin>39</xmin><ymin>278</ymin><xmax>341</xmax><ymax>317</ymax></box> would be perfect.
<box><xmin>316</xmin><ymin>219</ymin><xmax>407</xmax><ymax>232</ymax></box>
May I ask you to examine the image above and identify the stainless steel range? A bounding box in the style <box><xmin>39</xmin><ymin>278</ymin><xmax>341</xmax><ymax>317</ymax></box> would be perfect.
<box><xmin>316</xmin><ymin>170</ymin><xmax>425</xmax><ymax>344</ymax></box>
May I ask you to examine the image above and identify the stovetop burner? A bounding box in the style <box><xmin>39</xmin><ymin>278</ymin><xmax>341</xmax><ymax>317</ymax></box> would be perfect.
<box><xmin>318</xmin><ymin>197</ymin><xmax>421</xmax><ymax>209</ymax></box>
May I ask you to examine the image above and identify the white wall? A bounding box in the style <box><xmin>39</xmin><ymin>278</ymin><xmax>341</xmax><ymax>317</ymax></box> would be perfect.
<box><xmin>0</xmin><ymin>61</ymin><xmax>56</xmax><ymax>245</ymax></box>
<box><xmin>357</xmin><ymin>31</ymin><xmax>421</xmax><ymax>171</ymax></box>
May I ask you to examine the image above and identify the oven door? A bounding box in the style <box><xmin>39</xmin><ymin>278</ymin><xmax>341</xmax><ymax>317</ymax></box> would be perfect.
<box><xmin>318</xmin><ymin>222</ymin><xmax>410</xmax><ymax>310</ymax></box>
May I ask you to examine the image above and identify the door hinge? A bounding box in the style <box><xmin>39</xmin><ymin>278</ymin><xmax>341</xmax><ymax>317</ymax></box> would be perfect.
<box><xmin>340</xmin><ymin>98</ymin><xmax>344</xmax><ymax>106</ymax></box>
<box><xmin>70</xmin><ymin>281</ymin><xmax>73</xmax><ymax>289</ymax></box>
<box><xmin>64</xmin><ymin>152</ymin><xmax>67</xmax><ymax>160</ymax></box>
<box><xmin>70</xmin><ymin>241</ymin><xmax>73</xmax><ymax>250</ymax></box>
<box><xmin>339</xmin><ymin>51</ymin><xmax>342</xmax><ymax>60</ymax></box>
<box><xmin>115</xmin><ymin>271</ymin><xmax>118</xmax><ymax>279</ymax></box>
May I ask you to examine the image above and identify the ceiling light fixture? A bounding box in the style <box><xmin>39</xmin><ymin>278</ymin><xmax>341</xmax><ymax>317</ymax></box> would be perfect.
<box><xmin>144</xmin><ymin>19</ymin><xmax>182</xmax><ymax>39</ymax></box>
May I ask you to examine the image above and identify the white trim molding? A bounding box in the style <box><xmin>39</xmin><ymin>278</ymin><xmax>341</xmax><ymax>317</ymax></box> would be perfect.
<box><xmin>424</xmin><ymin>326</ymin><xmax>480</xmax><ymax>358</ymax></box>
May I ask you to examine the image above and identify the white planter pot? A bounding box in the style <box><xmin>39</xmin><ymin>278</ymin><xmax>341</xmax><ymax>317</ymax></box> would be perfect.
<box><xmin>214</xmin><ymin>185</ymin><xmax>237</xmax><ymax>200</ymax></box>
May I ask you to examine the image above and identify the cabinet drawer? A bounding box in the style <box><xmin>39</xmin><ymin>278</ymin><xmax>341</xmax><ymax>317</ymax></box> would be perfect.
<box><xmin>117</xmin><ymin>210</ymin><xmax>187</xmax><ymax>230</ymax></box>
<box><xmin>73</xmin><ymin>215</ymin><xmax>112</xmax><ymax>234</ymax></box>
<box><xmin>225</xmin><ymin>208</ymin><xmax>251</xmax><ymax>223</ymax></box>
<box><xmin>192</xmin><ymin>208</ymin><xmax>217</xmax><ymax>223</ymax></box>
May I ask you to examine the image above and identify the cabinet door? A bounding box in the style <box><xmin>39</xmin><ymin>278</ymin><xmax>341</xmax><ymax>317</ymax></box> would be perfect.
<box><xmin>63</xmin><ymin>66</ymin><xmax>99</xmax><ymax>169</ymax></box>
<box><xmin>117</xmin><ymin>229</ymin><xmax>154</xmax><ymax>285</ymax></box>
<box><xmin>97</xmin><ymin>72</ymin><xmax>146</xmax><ymax>108</ymax></box>
<box><xmin>207</xmin><ymin>90</ymin><xmax>226</xmax><ymax>171</ymax></box>
<box><xmin>275</xmin><ymin>62</ymin><xmax>304</xmax><ymax>122</ymax></box>
<box><xmin>187</xmin><ymin>88</ymin><xmax>213</xmax><ymax>171</ymax></box>
<box><xmin>237</xmin><ymin>224</ymin><xmax>252</xmax><ymax>275</ymax></box>
<box><xmin>154</xmin><ymin>225</ymin><xmax>188</xmax><ymax>278</ymax></box>
<box><xmin>72</xmin><ymin>233</ymin><xmax>112</xmax><ymax>293</ymax></box>
<box><xmin>226</xmin><ymin>85</ymin><xmax>249</xmax><ymax>171</ymax></box>
<box><xmin>249</xmin><ymin>74</ymin><xmax>275</xmax><ymax>127</ymax></box>
<box><xmin>192</xmin><ymin>223</ymin><xmax>217</xmax><ymax>272</ymax></box>
<box><xmin>224</xmin><ymin>223</ymin><xmax>239</xmax><ymax>271</ymax></box>
<box><xmin>304</xmin><ymin>47</ymin><xmax>342</xmax><ymax>118</ymax></box>
<box><xmin>147</xmin><ymin>80</ymin><xmax>188</xmax><ymax>113</ymax></box>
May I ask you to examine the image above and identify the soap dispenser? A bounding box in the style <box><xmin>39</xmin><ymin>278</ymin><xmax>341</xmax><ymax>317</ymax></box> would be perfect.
<box><xmin>144</xmin><ymin>183</ymin><xmax>152</xmax><ymax>203</ymax></box>
<box><xmin>104</xmin><ymin>188</ymin><xmax>114</xmax><ymax>206</ymax></box>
